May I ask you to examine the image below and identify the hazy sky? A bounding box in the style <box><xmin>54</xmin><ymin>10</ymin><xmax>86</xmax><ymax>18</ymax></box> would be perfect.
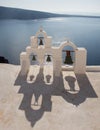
<box><xmin>0</xmin><ymin>0</ymin><xmax>100</xmax><ymax>13</ymax></box>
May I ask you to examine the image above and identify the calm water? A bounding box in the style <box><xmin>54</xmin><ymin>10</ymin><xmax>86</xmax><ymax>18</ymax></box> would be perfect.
<box><xmin>0</xmin><ymin>17</ymin><xmax>100</xmax><ymax>65</ymax></box>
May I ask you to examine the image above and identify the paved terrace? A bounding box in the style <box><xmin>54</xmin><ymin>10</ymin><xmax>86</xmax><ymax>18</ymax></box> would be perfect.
<box><xmin>0</xmin><ymin>64</ymin><xmax>100</xmax><ymax>130</ymax></box>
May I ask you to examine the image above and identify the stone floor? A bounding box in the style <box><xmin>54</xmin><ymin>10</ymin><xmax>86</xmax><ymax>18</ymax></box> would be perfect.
<box><xmin>0</xmin><ymin>64</ymin><xmax>100</xmax><ymax>130</ymax></box>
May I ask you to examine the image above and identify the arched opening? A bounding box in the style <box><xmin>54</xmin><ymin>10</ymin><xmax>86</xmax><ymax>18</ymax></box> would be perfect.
<box><xmin>38</xmin><ymin>34</ymin><xmax>45</xmax><ymax>46</ymax></box>
<box><xmin>30</xmin><ymin>52</ymin><xmax>38</xmax><ymax>65</ymax></box>
<box><xmin>27</xmin><ymin>52</ymin><xmax>40</xmax><ymax>83</ymax></box>
<box><xmin>44</xmin><ymin>53</ymin><xmax>53</xmax><ymax>65</ymax></box>
<box><xmin>60</xmin><ymin>41</ymin><xmax>77</xmax><ymax>70</ymax></box>
<box><xmin>43</xmin><ymin>53</ymin><xmax>53</xmax><ymax>84</ymax></box>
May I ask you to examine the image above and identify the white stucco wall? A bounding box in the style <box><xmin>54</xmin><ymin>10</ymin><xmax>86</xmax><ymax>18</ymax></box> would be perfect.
<box><xmin>74</xmin><ymin>48</ymin><xmax>87</xmax><ymax>74</ymax></box>
<box><xmin>20</xmin><ymin>29</ymin><xmax>87</xmax><ymax>76</ymax></box>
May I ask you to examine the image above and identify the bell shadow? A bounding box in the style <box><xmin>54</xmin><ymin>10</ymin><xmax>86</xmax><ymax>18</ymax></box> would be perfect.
<box><xmin>62</xmin><ymin>74</ymin><xmax>98</xmax><ymax>106</ymax></box>
<box><xmin>29</xmin><ymin>75</ymin><xmax>34</xmax><ymax>81</ymax></box>
<box><xmin>46</xmin><ymin>75</ymin><xmax>51</xmax><ymax>83</ymax></box>
<box><xmin>14</xmin><ymin>68</ymin><xmax>54</xmax><ymax>127</ymax></box>
<box><xmin>65</xmin><ymin>76</ymin><xmax>76</xmax><ymax>91</ymax></box>
<box><xmin>14</xmin><ymin>70</ymin><xmax>98</xmax><ymax>127</ymax></box>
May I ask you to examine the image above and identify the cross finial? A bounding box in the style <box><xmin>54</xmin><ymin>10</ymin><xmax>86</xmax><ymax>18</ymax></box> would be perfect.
<box><xmin>40</xmin><ymin>26</ymin><xmax>43</xmax><ymax>32</ymax></box>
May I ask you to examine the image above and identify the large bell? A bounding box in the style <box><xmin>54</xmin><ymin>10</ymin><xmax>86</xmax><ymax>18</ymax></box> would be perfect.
<box><xmin>64</xmin><ymin>51</ymin><xmax>73</xmax><ymax>64</ymax></box>
<box><xmin>32</xmin><ymin>55</ymin><xmax>36</xmax><ymax>61</ymax></box>
<box><xmin>46</xmin><ymin>55</ymin><xmax>51</xmax><ymax>62</ymax></box>
<box><xmin>39</xmin><ymin>38</ymin><xmax>43</xmax><ymax>45</ymax></box>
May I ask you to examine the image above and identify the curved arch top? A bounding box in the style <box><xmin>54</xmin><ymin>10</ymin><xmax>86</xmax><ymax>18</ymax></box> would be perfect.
<box><xmin>59</xmin><ymin>41</ymin><xmax>77</xmax><ymax>51</ymax></box>
<box><xmin>35</xmin><ymin>28</ymin><xmax>47</xmax><ymax>38</ymax></box>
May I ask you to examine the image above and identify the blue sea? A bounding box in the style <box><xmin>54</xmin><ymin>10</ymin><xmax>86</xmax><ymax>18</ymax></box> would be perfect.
<box><xmin>0</xmin><ymin>17</ymin><xmax>100</xmax><ymax>65</ymax></box>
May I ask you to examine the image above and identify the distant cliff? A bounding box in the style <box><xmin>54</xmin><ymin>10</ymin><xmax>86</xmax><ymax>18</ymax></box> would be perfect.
<box><xmin>0</xmin><ymin>6</ymin><xmax>68</xmax><ymax>20</ymax></box>
<box><xmin>0</xmin><ymin>6</ymin><xmax>100</xmax><ymax>20</ymax></box>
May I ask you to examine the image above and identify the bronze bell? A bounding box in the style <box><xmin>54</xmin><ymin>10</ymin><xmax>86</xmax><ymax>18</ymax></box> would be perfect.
<box><xmin>32</xmin><ymin>55</ymin><xmax>36</xmax><ymax>61</ymax></box>
<box><xmin>64</xmin><ymin>51</ymin><xmax>73</xmax><ymax>64</ymax></box>
<box><xmin>39</xmin><ymin>38</ymin><xmax>43</xmax><ymax>45</ymax></box>
<box><xmin>46</xmin><ymin>55</ymin><xmax>51</xmax><ymax>62</ymax></box>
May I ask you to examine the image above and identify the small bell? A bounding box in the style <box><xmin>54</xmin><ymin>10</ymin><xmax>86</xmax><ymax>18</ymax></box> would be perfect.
<box><xmin>39</xmin><ymin>38</ymin><xmax>43</xmax><ymax>45</ymax></box>
<box><xmin>46</xmin><ymin>55</ymin><xmax>51</xmax><ymax>62</ymax></box>
<box><xmin>32</xmin><ymin>55</ymin><xmax>36</xmax><ymax>61</ymax></box>
<box><xmin>64</xmin><ymin>51</ymin><xmax>73</xmax><ymax>64</ymax></box>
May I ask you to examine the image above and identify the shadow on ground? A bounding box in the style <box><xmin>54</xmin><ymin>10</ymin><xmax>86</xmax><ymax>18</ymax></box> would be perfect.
<box><xmin>14</xmin><ymin>68</ymin><xmax>98</xmax><ymax>127</ymax></box>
